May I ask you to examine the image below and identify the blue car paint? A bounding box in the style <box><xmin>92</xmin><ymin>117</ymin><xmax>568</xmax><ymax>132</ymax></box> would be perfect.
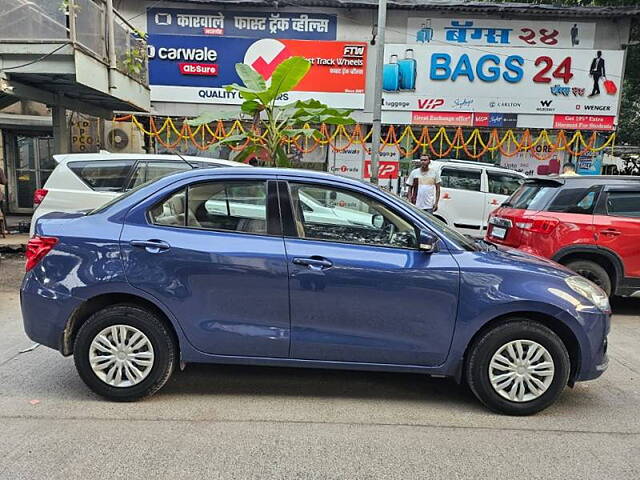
<box><xmin>21</xmin><ymin>168</ymin><xmax>609</xmax><ymax>383</ymax></box>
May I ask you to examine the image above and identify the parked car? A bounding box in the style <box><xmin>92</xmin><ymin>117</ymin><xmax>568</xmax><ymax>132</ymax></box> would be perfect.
<box><xmin>428</xmin><ymin>160</ymin><xmax>525</xmax><ymax>237</ymax></box>
<box><xmin>30</xmin><ymin>152</ymin><xmax>246</xmax><ymax>235</ymax></box>
<box><xmin>22</xmin><ymin>168</ymin><xmax>610</xmax><ymax>415</ymax></box>
<box><xmin>487</xmin><ymin>175</ymin><xmax>640</xmax><ymax>297</ymax></box>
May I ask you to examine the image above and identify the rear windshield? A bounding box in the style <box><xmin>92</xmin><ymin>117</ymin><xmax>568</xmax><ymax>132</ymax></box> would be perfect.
<box><xmin>504</xmin><ymin>183</ymin><xmax>558</xmax><ymax>210</ymax></box>
<box><xmin>68</xmin><ymin>160</ymin><xmax>134</xmax><ymax>192</ymax></box>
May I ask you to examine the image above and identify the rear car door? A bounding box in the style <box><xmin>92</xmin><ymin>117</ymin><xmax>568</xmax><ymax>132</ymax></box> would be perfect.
<box><xmin>279</xmin><ymin>179</ymin><xmax>459</xmax><ymax>366</ymax></box>
<box><xmin>438</xmin><ymin>166</ymin><xmax>484</xmax><ymax>236</ymax></box>
<box><xmin>120</xmin><ymin>176</ymin><xmax>291</xmax><ymax>357</ymax></box>
<box><xmin>595</xmin><ymin>186</ymin><xmax>640</xmax><ymax>281</ymax></box>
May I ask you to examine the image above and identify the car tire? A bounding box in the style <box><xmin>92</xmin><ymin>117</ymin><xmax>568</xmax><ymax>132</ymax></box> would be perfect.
<box><xmin>466</xmin><ymin>320</ymin><xmax>570</xmax><ymax>416</ymax></box>
<box><xmin>565</xmin><ymin>260</ymin><xmax>612</xmax><ymax>296</ymax></box>
<box><xmin>73</xmin><ymin>304</ymin><xmax>176</xmax><ymax>401</ymax></box>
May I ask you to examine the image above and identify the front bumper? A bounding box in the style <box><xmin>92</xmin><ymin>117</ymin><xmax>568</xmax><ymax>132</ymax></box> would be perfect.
<box><xmin>573</xmin><ymin>308</ymin><xmax>610</xmax><ymax>382</ymax></box>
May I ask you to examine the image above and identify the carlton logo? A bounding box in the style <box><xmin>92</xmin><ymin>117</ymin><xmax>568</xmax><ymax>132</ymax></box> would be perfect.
<box><xmin>417</xmin><ymin>98</ymin><xmax>445</xmax><ymax>110</ymax></box>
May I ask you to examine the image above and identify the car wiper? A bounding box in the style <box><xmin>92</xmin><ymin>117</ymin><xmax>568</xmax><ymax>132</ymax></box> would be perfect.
<box><xmin>475</xmin><ymin>239</ymin><xmax>498</xmax><ymax>251</ymax></box>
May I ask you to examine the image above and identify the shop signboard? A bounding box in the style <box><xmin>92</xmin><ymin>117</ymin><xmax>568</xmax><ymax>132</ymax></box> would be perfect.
<box><xmin>407</xmin><ymin>17</ymin><xmax>595</xmax><ymax>49</ymax></box>
<box><xmin>500</xmin><ymin>143</ymin><xmax>566</xmax><ymax>176</ymax></box>
<box><xmin>148</xmin><ymin>8</ymin><xmax>337</xmax><ymax>40</ymax></box>
<box><xmin>553</xmin><ymin>115</ymin><xmax>615</xmax><ymax>131</ymax></box>
<box><xmin>381</xmin><ymin>45</ymin><xmax>623</xmax><ymax>119</ymax></box>
<box><xmin>149</xmin><ymin>36</ymin><xmax>367</xmax><ymax>108</ymax></box>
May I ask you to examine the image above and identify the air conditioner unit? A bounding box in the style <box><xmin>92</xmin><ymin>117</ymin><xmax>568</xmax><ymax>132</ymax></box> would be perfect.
<box><xmin>104</xmin><ymin>125</ymin><xmax>144</xmax><ymax>152</ymax></box>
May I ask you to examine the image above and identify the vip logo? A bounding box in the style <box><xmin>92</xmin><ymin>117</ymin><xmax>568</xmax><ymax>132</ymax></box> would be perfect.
<box><xmin>417</xmin><ymin>98</ymin><xmax>445</xmax><ymax>110</ymax></box>
<box><xmin>540</xmin><ymin>100</ymin><xmax>553</xmax><ymax>107</ymax></box>
<box><xmin>343</xmin><ymin>45</ymin><xmax>364</xmax><ymax>58</ymax></box>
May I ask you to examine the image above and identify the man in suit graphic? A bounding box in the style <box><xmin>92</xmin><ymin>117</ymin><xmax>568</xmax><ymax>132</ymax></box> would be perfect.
<box><xmin>589</xmin><ymin>51</ymin><xmax>605</xmax><ymax>97</ymax></box>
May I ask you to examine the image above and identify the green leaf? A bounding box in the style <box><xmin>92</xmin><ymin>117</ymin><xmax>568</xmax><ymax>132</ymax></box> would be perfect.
<box><xmin>186</xmin><ymin>111</ymin><xmax>240</xmax><ymax>125</ymax></box>
<box><xmin>235</xmin><ymin>63</ymin><xmax>267</xmax><ymax>92</ymax></box>
<box><xmin>217</xmin><ymin>133</ymin><xmax>251</xmax><ymax>145</ymax></box>
<box><xmin>282</xmin><ymin>128</ymin><xmax>317</xmax><ymax>138</ymax></box>
<box><xmin>274</xmin><ymin>145</ymin><xmax>291</xmax><ymax>167</ymax></box>
<box><xmin>266</xmin><ymin>57</ymin><xmax>311</xmax><ymax>102</ymax></box>
<box><xmin>241</xmin><ymin>100</ymin><xmax>263</xmax><ymax>115</ymax></box>
<box><xmin>321</xmin><ymin>116</ymin><xmax>356</xmax><ymax>125</ymax></box>
<box><xmin>232</xmin><ymin>144</ymin><xmax>266</xmax><ymax>163</ymax></box>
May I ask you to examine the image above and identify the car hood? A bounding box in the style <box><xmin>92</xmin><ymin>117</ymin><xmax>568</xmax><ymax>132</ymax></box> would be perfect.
<box><xmin>487</xmin><ymin>244</ymin><xmax>574</xmax><ymax>276</ymax></box>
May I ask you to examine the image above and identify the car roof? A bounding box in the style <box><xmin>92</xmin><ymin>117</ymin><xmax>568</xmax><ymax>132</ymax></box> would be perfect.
<box><xmin>429</xmin><ymin>159</ymin><xmax>525</xmax><ymax>174</ymax></box>
<box><xmin>52</xmin><ymin>152</ymin><xmax>246</xmax><ymax>167</ymax></box>
<box><xmin>525</xmin><ymin>175</ymin><xmax>640</xmax><ymax>186</ymax></box>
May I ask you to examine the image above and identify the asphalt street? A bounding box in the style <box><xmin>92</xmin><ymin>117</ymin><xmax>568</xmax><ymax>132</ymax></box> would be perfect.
<box><xmin>0</xmin><ymin>255</ymin><xmax>639</xmax><ymax>479</ymax></box>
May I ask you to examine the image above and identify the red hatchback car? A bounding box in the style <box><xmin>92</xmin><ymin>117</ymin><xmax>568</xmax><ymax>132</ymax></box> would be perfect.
<box><xmin>487</xmin><ymin>176</ymin><xmax>640</xmax><ymax>297</ymax></box>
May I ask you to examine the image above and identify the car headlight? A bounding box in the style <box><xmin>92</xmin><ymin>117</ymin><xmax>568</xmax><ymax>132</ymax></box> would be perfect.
<box><xmin>565</xmin><ymin>275</ymin><xmax>610</xmax><ymax>312</ymax></box>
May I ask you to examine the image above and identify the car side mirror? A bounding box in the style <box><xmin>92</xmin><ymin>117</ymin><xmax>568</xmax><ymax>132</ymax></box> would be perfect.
<box><xmin>372</xmin><ymin>214</ymin><xmax>385</xmax><ymax>229</ymax></box>
<box><xmin>419</xmin><ymin>231</ymin><xmax>439</xmax><ymax>253</ymax></box>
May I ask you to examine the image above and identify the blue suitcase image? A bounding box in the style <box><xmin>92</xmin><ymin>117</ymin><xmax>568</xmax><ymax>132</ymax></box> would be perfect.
<box><xmin>383</xmin><ymin>54</ymin><xmax>401</xmax><ymax>92</ymax></box>
<box><xmin>416</xmin><ymin>20</ymin><xmax>433</xmax><ymax>43</ymax></box>
<box><xmin>398</xmin><ymin>49</ymin><xmax>417</xmax><ymax>90</ymax></box>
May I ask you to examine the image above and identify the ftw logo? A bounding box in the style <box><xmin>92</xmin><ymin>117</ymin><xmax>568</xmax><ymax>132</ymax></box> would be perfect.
<box><xmin>417</xmin><ymin>98</ymin><xmax>445</xmax><ymax>110</ymax></box>
<box><xmin>343</xmin><ymin>45</ymin><xmax>365</xmax><ymax>58</ymax></box>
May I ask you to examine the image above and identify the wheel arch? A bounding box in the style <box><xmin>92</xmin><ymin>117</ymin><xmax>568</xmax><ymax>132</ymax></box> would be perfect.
<box><xmin>62</xmin><ymin>292</ymin><xmax>181</xmax><ymax>357</ymax></box>
<box><xmin>552</xmin><ymin>245</ymin><xmax>624</xmax><ymax>293</ymax></box>
<box><xmin>460</xmin><ymin>311</ymin><xmax>582</xmax><ymax>386</ymax></box>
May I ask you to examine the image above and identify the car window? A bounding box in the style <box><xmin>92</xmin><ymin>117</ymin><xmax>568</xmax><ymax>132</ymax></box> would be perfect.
<box><xmin>487</xmin><ymin>172</ymin><xmax>524</xmax><ymax>196</ymax></box>
<box><xmin>440</xmin><ymin>167</ymin><xmax>481</xmax><ymax>192</ymax></box>
<box><xmin>506</xmin><ymin>183</ymin><xmax>558</xmax><ymax>210</ymax></box>
<box><xmin>67</xmin><ymin>160</ymin><xmax>135</xmax><ymax>192</ymax></box>
<box><xmin>130</xmin><ymin>162</ymin><xmax>193</xmax><ymax>189</ymax></box>
<box><xmin>546</xmin><ymin>187</ymin><xmax>601</xmax><ymax>215</ymax></box>
<box><xmin>149</xmin><ymin>181</ymin><xmax>268</xmax><ymax>234</ymax></box>
<box><xmin>289</xmin><ymin>183</ymin><xmax>417</xmax><ymax>249</ymax></box>
<box><xmin>607</xmin><ymin>191</ymin><xmax>640</xmax><ymax>218</ymax></box>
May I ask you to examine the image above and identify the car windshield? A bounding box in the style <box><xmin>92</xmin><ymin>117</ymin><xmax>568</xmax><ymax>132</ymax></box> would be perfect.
<box><xmin>383</xmin><ymin>188</ymin><xmax>477</xmax><ymax>251</ymax></box>
<box><xmin>504</xmin><ymin>183</ymin><xmax>558</xmax><ymax>210</ymax></box>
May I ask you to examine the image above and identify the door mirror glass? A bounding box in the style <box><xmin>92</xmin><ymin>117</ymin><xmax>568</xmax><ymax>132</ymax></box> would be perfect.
<box><xmin>419</xmin><ymin>230</ymin><xmax>439</xmax><ymax>253</ymax></box>
<box><xmin>372</xmin><ymin>214</ymin><xmax>385</xmax><ymax>229</ymax></box>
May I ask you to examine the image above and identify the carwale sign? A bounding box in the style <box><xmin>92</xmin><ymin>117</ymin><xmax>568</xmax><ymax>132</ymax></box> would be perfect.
<box><xmin>148</xmin><ymin>35</ymin><xmax>367</xmax><ymax>108</ymax></box>
<box><xmin>148</xmin><ymin>7</ymin><xmax>337</xmax><ymax>40</ymax></box>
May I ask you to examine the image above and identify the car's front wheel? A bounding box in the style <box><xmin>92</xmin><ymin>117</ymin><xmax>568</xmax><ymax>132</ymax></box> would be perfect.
<box><xmin>74</xmin><ymin>304</ymin><xmax>176</xmax><ymax>401</ymax></box>
<box><xmin>466</xmin><ymin>320</ymin><xmax>570</xmax><ymax>415</ymax></box>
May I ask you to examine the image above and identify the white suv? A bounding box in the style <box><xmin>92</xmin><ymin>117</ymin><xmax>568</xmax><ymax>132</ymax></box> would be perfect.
<box><xmin>428</xmin><ymin>160</ymin><xmax>525</xmax><ymax>237</ymax></box>
<box><xmin>31</xmin><ymin>152</ymin><xmax>246</xmax><ymax>235</ymax></box>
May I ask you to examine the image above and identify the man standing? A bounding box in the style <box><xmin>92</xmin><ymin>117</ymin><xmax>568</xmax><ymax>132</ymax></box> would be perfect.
<box><xmin>589</xmin><ymin>51</ymin><xmax>606</xmax><ymax>97</ymax></box>
<box><xmin>561</xmin><ymin>162</ymin><xmax>579</xmax><ymax>176</ymax></box>
<box><xmin>571</xmin><ymin>24</ymin><xmax>579</xmax><ymax>47</ymax></box>
<box><xmin>406</xmin><ymin>155</ymin><xmax>441</xmax><ymax>214</ymax></box>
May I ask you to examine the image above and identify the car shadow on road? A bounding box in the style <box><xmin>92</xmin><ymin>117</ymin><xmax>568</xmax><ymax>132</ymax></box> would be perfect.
<box><xmin>162</xmin><ymin>362</ymin><xmax>481</xmax><ymax>408</ymax></box>
<box><xmin>611</xmin><ymin>296</ymin><xmax>640</xmax><ymax>316</ymax></box>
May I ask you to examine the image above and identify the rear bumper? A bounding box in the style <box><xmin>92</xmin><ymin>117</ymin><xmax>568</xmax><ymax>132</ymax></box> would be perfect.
<box><xmin>21</xmin><ymin>273</ymin><xmax>83</xmax><ymax>354</ymax></box>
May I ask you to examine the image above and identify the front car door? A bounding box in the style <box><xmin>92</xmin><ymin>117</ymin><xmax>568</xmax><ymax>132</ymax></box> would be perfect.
<box><xmin>278</xmin><ymin>178</ymin><xmax>460</xmax><ymax>366</ymax></box>
<box><xmin>595</xmin><ymin>186</ymin><xmax>640</xmax><ymax>288</ymax></box>
<box><xmin>438</xmin><ymin>166</ymin><xmax>484</xmax><ymax>237</ymax></box>
<box><xmin>120</xmin><ymin>175</ymin><xmax>290</xmax><ymax>357</ymax></box>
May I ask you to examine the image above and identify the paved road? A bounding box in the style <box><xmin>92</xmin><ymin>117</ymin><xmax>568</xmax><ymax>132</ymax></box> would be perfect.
<box><xmin>1</xmin><ymin>256</ymin><xmax>639</xmax><ymax>479</ymax></box>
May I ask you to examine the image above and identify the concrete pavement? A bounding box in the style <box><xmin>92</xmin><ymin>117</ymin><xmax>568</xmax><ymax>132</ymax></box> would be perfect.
<box><xmin>1</xmin><ymin>256</ymin><xmax>639</xmax><ymax>479</ymax></box>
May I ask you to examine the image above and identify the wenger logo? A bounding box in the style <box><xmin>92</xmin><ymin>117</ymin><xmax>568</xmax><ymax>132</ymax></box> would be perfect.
<box><xmin>417</xmin><ymin>98</ymin><xmax>445</xmax><ymax>110</ymax></box>
<box><xmin>584</xmin><ymin>105</ymin><xmax>612</xmax><ymax>111</ymax></box>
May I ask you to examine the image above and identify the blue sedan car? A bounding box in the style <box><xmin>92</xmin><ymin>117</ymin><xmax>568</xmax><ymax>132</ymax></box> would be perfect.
<box><xmin>21</xmin><ymin>168</ymin><xmax>610</xmax><ymax>415</ymax></box>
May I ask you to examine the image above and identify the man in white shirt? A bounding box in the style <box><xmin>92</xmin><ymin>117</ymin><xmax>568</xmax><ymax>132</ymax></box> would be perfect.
<box><xmin>406</xmin><ymin>155</ymin><xmax>441</xmax><ymax>214</ymax></box>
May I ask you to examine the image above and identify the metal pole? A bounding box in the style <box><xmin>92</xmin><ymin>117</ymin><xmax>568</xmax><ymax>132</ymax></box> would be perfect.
<box><xmin>106</xmin><ymin>0</ymin><xmax>117</xmax><ymax>92</ymax></box>
<box><xmin>369</xmin><ymin>0</ymin><xmax>387</xmax><ymax>185</ymax></box>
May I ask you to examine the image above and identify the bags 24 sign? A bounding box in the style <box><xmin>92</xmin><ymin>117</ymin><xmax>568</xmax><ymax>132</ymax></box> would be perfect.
<box><xmin>380</xmin><ymin>45</ymin><xmax>623</xmax><ymax>117</ymax></box>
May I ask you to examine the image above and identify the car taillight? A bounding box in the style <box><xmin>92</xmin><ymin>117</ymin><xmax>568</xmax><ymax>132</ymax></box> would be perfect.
<box><xmin>25</xmin><ymin>236</ymin><xmax>58</xmax><ymax>272</ymax></box>
<box><xmin>33</xmin><ymin>189</ymin><xmax>48</xmax><ymax>207</ymax></box>
<box><xmin>515</xmin><ymin>217</ymin><xmax>559</xmax><ymax>234</ymax></box>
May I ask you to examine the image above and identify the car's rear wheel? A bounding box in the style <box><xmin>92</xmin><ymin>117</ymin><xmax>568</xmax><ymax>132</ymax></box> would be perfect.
<box><xmin>466</xmin><ymin>320</ymin><xmax>570</xmax><ymax>415</ymax></box>
<box><xmin>74</xmin><ymin>304</ymin><xmax>176</xmax><ymax>401</ymax></box>
<box><xmin>565</xmin><ymin>259</ymin><xmax>612</xmax><ymax>296</ymax></box>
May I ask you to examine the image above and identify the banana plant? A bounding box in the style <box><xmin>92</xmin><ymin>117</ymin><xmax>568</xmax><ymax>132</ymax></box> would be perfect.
<box><xmin>187</xmin><ymin>56</ymin><xmax>355</xmax><ymax>166</ymax></box>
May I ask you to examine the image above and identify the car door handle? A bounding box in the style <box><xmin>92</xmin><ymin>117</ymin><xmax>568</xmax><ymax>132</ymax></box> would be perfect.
<box><xmin>130</xmin><ymin>239</ymin><xmax>171</xmax><ymax>253</ymax></box>
<box><xmin>600</xmin><ymin>229</ymin><xmax>621</xmax><ymax>237</ymax></box>
<box><xmin>292</xmin><ymin>257</ymin><xmax>333</xmax><ymax>270</ymax></box>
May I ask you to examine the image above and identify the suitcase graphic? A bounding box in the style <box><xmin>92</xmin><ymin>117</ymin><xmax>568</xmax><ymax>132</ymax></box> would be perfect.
<box><xmin>399</xmin><ymin>49</ymin><xmax>417</xmax><ymax>90</ymax></box>
<box><xmin>604</xmin><ymin>79</ymin><xmax>617</xmax><ymax>95</ymax></box>
<box><xmin>416</xmin><ymin>20</ymin><xmax>433</xmax><ymax>43</ymax></box>
<box><xmin>383</xmin><ymin>54</ymin><xmax>401</xmax><ymax>92</ymax></box>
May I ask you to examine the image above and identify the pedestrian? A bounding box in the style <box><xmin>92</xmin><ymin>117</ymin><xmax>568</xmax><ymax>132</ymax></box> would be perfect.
<box><xmin>589</xmin><ymin>51</ymin><xmax>606</xmax><ymax>97</ymax></box>
<box><xmin>0</xmin><ymin>163</ymin><xmax>7</xmax><ymax>235</ymax></box>
<box><xmin>561</xmin><ymin>162</ymin><xmax>579</xmax><ymax>176</ymax></box>
<box><xmin>406</xmin><ymin>154</ymin><xmax>441</xmax><ymax>214</ymax></box>
<box><xmin>571</xmin><ymin>24</ymin><xmax>579</xmax><ymax>46</ymax></box>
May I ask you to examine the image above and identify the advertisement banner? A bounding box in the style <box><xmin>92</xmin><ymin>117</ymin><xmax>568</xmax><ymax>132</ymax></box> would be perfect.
<box><xmin>149</xmin><ymin>36</ymin><xmax>367</xmax><ymax>108</ymax></box>
<box><xmin>500</xmin><ymin>144</ymin><xmax>566</xmax><ymax>176</ymax></box>
<box><xmin>148</xmin><ymin>8</ymin><xmax>337</xmax><ymax>40</ymax></box>
<box><xmin>329</xmin><ymin>143</ymin><xmax>400</xmax><ymax>180</ymax></box>
<box><xmin>473</xmin><ymin>112</ymin><xmax>518</xmax><ymax>128</ymax></box>
<box><xmin>407</xmin><ymin>18</ymin><xmax>595</xmax><ymax>49</ymax></box>
<box><xmin>412</xmin><ymin>111</ymin><xmax>473</xmax><ymax>126</ymax></box>
<box><xmin>381</xmin><ymin>45</ymin><xmax>623</xmax><ymax>118</ymax></box>
<box><xmin>553</xmin><ymin>115</ymin><xmax>615</xmax><ymax>131</ymax></box>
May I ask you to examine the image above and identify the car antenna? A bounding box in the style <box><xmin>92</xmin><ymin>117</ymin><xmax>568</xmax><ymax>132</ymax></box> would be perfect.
<box><xmin>172</xmin><ymin>149</ymin><xmax>196</xmax><ymax>169</ymax></box>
